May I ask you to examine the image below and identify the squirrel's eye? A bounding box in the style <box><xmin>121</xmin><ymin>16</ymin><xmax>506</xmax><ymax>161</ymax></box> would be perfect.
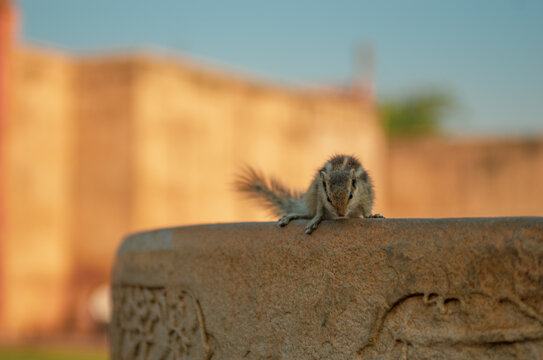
<box><xmin>322</xmin><ymin>181</ymin><xmax>326</xmax><ymax>188</ymax></box>
<box><xmin>349</xmin><ymin>192</ymin><xmax>353</xmax><ymax>200</ymax></box>
<box><xmin>327</xmin><ymin>195</ymin><xmax>331</xmax><ymax>203</ymax></box>
<box><xmin>352</xmin><ymin>179</ymin><xmax>356</xmax><ymax>188</ymax></box>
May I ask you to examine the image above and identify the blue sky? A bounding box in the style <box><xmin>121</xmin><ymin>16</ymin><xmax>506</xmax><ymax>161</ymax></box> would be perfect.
<box><xmin>18</xmin><ymin>0</ymin><xmax>543</xmax><ymax>135</ymax></box>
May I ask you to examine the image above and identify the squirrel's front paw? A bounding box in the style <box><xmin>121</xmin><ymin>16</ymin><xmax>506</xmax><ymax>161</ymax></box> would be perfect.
<box><xmin>370</xmin><ymin>214</ymin><xmax>385</xmax><ymax>219</ymax></box>
<box><xmin>278</xmin><ymin>215</ymin><xmax>291</xmax><ymax>227</ymax></box>
<box><xmin>305</xmin><ymin>222</ymin><xmax>319</xmax><ymax>234</ymax></box>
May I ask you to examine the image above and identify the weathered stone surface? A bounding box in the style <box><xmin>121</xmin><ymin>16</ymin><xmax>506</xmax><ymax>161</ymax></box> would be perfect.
<box><xmin>111</xmin><ymin>218</ymin><xmax>543</xmax><ymax>359</ymax></box>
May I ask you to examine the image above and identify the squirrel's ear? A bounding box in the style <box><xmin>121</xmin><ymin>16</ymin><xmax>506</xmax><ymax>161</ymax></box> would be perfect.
<box><xmin>355</xmin><ymin>167</ymin><xmax>368</xmax><ymax>182</ymax></box>
<box><xmin>320</xmin><ymin>171</ymin><xmax>329</xmax><ymax>182</ymax></box>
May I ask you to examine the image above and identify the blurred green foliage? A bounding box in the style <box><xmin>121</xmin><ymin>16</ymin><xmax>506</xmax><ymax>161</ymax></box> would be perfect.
<box><xmin>379</xmin><ymin>91</ymin><xmax>456</xmax><ymax>138</ymax></box>
<box><xmin>0</xmin><ymin>347</ymin><xmax>107</xmax><ymax>360</ymax></box>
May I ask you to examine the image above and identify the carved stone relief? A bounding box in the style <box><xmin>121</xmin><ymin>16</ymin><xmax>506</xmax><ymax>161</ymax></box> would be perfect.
<box><xmin>357</xmin><ymin>238</ymin><xmax>543</xmax><ymax>359</ymax></box>
<box><xmin>111</xmin><ymin>285</ymin><xmax>213</xmax><ymax>360</ymax></box>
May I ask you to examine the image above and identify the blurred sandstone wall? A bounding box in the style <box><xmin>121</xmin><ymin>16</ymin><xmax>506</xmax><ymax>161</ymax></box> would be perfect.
<box><xmin>1</xmin><ymin>47</ymin><xmax>385</xmax><ymax>336</ymax></box>
<box><xmin>1</xmin><ymin>0</ymin><xmax>76</xmax><ymax>337</ymax></box>
<box><xmin>0</xmin><ymin>0</ymin><xmax>13</xmax><ymax>338</ymax></box>
<box><xmin>128</xmin><ymin>55</ymin><xmax>386</xmax><ymax>228</ymax></box>
<box><xmin>386</xmin><ymin>138</ymin><xmax>543</xmax><ymax>218</ymax></box>
<box><xmin>1</xmin><ymin>1</ymin><xmax>542</xmax><ymax>339</ymax></box>
<box><xmin>2</xmin><ymin>48</ymin><xmax>76</xmax><ymax>337</ymax></box>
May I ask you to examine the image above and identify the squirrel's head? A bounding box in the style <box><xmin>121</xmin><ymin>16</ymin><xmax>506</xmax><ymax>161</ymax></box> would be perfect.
<box><xmin>320</xmin><ymin>169</ymin><xmax>358</xmax><ymax>217</ymax></box>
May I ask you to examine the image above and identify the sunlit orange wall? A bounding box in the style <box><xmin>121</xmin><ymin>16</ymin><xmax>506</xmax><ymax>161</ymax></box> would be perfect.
<box><xmin>0</xmin><ymin>0</ymin><xmax>16</xmax><ymax>336</ymax></box>
<box><xmin>1</xmin><ymin>48</ymin><xmax>385</xmax><ymax>336</ymax></box>
<box><xmin>3</xmin><ymin>44</ymin><xmax>543</xmax><ymax>338</ymax></box>
<box><xmin>3</xmin><ymin>48</ymin><xmax>75</xmax><ymax>336</ymax></box>
<box><xmin>386</xmin><ymin>139</ymin><xmax>543</xmax><ymax>218</ymax></box>
<box><xmin>129</xmin><ymin>55</ymin><xmax>386</xmax><ymax>229</ymax></box>
<box><xmin>2</xmin><ymin>6</ymin><xmax>543</xmax><ymax>338</ymax></box>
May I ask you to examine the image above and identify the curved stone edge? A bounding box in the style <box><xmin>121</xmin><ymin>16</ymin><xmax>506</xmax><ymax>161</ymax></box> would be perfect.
<box><xmin>111</xmin><ymin>217</ymin><xmax>543</xmax><ymax>360</ymax></box>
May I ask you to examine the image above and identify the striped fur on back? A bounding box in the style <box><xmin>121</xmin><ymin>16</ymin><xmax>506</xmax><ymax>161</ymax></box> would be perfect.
<box><xmin>326</xmin><ymin>154</ymin><xmax>361</xmax><ymax>172</ymax></box>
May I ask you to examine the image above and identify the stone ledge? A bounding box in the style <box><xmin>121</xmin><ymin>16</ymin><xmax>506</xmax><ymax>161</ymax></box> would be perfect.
<box><xmin>111</xmin><ymin>217</ymin><xmax>543</xmax><ymax>359</ymax></box>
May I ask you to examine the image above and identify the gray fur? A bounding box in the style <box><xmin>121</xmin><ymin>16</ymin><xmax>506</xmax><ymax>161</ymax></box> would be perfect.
<box><xmin>235</xmin><ymin>155</ymin><xmax>384</xmax><ymax>234</ymax></box>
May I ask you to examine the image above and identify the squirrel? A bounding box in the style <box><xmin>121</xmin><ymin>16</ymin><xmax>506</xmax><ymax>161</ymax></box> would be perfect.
<box><xmin>235</xmin><ymin>154</ymin><xmax>384</xmax><ymax>234</ymax></box>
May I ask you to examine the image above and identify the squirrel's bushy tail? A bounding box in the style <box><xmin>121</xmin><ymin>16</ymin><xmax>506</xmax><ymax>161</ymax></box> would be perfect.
<box><xmin>235</xmin><ymin>166</ymin><xmax>302</xmax><ymax>216</ymax></box>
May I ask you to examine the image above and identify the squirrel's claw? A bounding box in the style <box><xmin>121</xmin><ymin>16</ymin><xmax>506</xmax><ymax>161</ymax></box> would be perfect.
<box><xmin>304</xmin><ymin>222</ymin><xmax>318</xmax><ymax>234</ymax></box>
<box><xmin>278</xmin><ymin>215</ymin><xmax>291</xmax><ymax>227</ymax></box>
